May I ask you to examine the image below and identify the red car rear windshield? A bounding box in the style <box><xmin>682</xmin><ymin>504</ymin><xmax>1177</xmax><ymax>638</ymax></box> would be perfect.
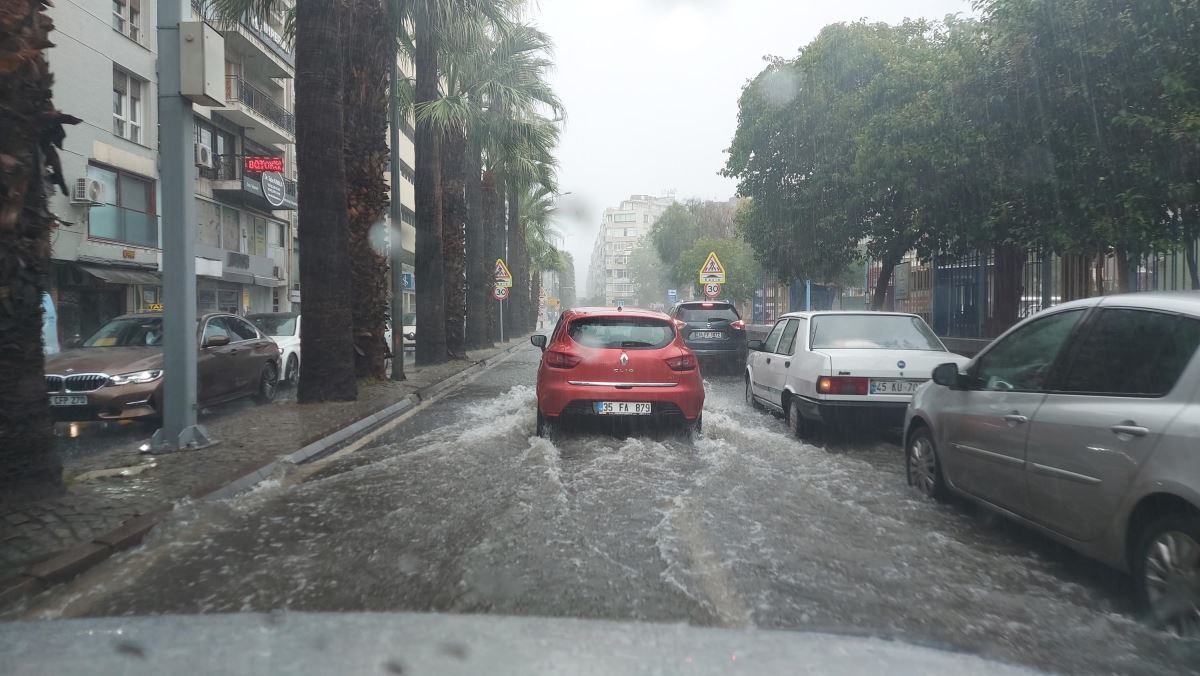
<box><xmin>568</xmin><ymin>316</ymin><xmax>675</xmax><ymax>349</ymax></box>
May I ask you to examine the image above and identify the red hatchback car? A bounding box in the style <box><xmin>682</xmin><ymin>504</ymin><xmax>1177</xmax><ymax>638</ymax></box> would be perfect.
<box><xmin>531</xmin><ymin>307</ymin><xmax>705</xmax><ymax>438</ymax></box>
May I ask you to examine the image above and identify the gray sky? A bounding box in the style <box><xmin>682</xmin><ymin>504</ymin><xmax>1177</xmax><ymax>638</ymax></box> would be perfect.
<box><xmin>534</xmin><ymin>0</ymin><xmax>972</xmax><ymax>291</ymax></box>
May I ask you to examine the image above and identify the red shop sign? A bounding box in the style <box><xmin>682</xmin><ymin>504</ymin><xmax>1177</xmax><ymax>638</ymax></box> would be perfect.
<box><xmin>244</xmin><ymin>155</ymin><xmax>285</xmax><ymax>173</ymax></box>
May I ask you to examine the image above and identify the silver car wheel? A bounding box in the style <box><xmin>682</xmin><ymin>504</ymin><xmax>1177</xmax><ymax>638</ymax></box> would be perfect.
<box><xmin>908</xmin><ymin>435</ymin><xmax>938</xmax><ymax>496</ymax></box>
<box><xmin>1143</xmin><ymin>530</ymin><xmax>1200</xmax><ymax>637</ymax></box>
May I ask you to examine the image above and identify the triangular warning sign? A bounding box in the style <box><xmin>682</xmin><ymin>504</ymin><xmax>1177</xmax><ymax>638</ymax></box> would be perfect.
<box><xmin>701</xmin><ymin>252</ymin><xmax>725</xmax><ymax>275</ymax></box>
<box><xmin>494</xmin><ymin>258</ymin><xmax>513</xmax><ymax>287</ymax></box>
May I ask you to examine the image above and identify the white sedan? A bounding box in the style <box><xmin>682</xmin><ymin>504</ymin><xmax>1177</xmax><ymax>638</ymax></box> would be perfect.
<box><xmin>745</xmin><ymin>311</ymin><xmax>969</xmax><ymax>437</ymax></box>
<box><xmin>248</xmin><ymin>313</ymin><xmax>301</xmax><ymax>384</ymax></box>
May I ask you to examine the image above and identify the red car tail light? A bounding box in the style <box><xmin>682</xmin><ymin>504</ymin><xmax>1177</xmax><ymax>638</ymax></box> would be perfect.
<box><xmin>730</xmin><ymin>320</ymin><xmax>746</xmax><ymax>330</ymax></box>
<box><xmin>665</xmin><ymin>353</ymin><xmax>697</xmax><ymax>371</ymax></box>
<box><xmin>545</xmin><ymin>351</ymin><xmax>581</xmax><ymax>369</ymax></box>
<box><xmin>817</xmin><ymin>376</ymin><xmax>869</xmax><ymax>395</ymax></box>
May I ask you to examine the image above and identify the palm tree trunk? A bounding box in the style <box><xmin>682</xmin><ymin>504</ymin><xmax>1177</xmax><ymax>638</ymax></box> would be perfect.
<box><xmin>0</xmin><ymin>0</ymin><xmax>72</xmax><ymax>497</ymax></box>
<box><xmin>343</xmin><ymin>0</ymin><xmax>391</xmax><ymax>378</ymax></box>
<box><xmin>530</xmin><ymin>270</ymin><xmax>542</xmax><ymax>329</ymax></box>
<box><xmin>507</xmin><ymin>180</ymin><xmax>525</xmax><ymax>334</ymax></box>
<box><xmin>296</xmin><ymin>0</ymin><xmax>357</xmax><ymax>401</ymax></box>
<box><xmin>482</xmin><ymin>169</ymin><xmax>503</xmax><ymax>342</ymax></box>
<box><xmin>465</xmin><ymin>137</ymin><xmax>491</xmax><ymax>349</ymax></box>
<box><xmin>414</xmin><ymin>1</ymin><xmax>447</xmax><ymax>364</ymax></box>
<box><xmin>441</xmin><ymin>127</ymin><xmax>468</xmax><ymax>358</ymax></box>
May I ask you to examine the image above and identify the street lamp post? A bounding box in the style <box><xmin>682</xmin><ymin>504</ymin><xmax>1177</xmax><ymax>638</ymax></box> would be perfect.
<box><xmin>152</xmin><ymin>0</ymin><xmax>212</xmax><ymax>451</ymax></box>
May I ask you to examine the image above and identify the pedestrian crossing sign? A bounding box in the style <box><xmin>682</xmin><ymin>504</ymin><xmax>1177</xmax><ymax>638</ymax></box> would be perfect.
<box><xmin>699</xmin><ymin>251</ymin><xmax>726</xmax><ymax>284</ymax></box>
<box><xmin>494</xmin><ymin>258</ymin><xmax>513</xmax><ymax>288</ymax></box>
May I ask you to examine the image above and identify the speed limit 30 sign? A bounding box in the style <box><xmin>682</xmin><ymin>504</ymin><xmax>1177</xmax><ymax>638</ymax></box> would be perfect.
<box><xmin>703</xmin><ymin>283</ymin><xmax>722</xmax><ymax>299</ymax></box>
<box><xmin>492</xmin><ymin>285</ymin><xmax>510</xmax><ymax>301</ymax></box>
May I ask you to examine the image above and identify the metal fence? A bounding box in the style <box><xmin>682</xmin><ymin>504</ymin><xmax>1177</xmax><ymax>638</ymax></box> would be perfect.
<box><xmin>868</xmin><ymin>238</ymin><xmax>1200</xmax><ymax>339</ymax></box>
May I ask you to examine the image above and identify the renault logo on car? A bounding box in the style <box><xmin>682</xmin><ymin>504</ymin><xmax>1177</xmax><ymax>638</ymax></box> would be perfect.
<box><xmin>620</xmin><ymin>352</ymin><xmax>629</xmax><ymax>366</ymax></box>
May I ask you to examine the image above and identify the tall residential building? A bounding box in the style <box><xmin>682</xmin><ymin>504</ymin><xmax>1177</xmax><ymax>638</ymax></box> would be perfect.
<box><xmin>587</xmin><ymin>194</ymin><xmax>674</xmax><ymax>306</ymax></box>
<box><xmin>386</xmin><ymin>53</ymin><xmax>419</xmax><ymax>322</ymax></box>
<box><xmin>41</xmin><ymin>3</ymin><xmax>418</xmax><ymax>342</ymax></box>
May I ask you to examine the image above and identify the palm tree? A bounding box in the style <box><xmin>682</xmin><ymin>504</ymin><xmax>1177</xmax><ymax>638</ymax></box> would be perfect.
<box><xmin>209</xmin><ymin>0</ymin><xmax>357</xmax><ymax>401</ymax></box>
<box><xmin>523</xmin><ymin>185</ymin><xmax>565</xmax><ymax>328</ymax></box>
<box><xmin>0</xmin><ymin>0</ymin><xmax>75</xmax><ymax>497</ymax></box>
<box><xmin>419</xmin><ymin>17</ymin><xmax>561</xmax><ymax>353</ymax></box>
<box><xmin>344</xmin><ymin>0</ymin><xmax>393</xmax><ymax>377</ymax></box>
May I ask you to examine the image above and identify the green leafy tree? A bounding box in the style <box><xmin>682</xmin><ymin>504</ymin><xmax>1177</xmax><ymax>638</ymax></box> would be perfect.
<box><xmin>674</xmin><ymin>237</ymin><xmax>760</xmax><ymax>304</ymax></box>
<box><xmin>628</xmin><ymin>244</ymin><xmax>671</xmax><ymax>307</ymax></box>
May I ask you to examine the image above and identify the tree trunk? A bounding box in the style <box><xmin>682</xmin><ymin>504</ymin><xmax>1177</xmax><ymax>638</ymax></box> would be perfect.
<box><xmin>1116</xmin><ymin>249</ymin><xmax>1135</xmax><ymax>293</ymax></box>
<box><xmin>1061</xmin><ymin>253</ymin><xmax>1090</xmax><ymax>301</ymax></box>
<box><xmin>870</xmin><ymin>257</ymin><xmax>897</xmax><ymax>311</ymax></box>
<box><xmin>441</xmin><ymin>128</ymin><xmax>467</xmax><ymax>359</ymax></box>
<box><xmin>464</xmin><ymin>137</ymin><xmax>491</xmax><ymax>349</ymax></box>
<box><xmin>414</xmin><ymin>3</ymin><xmax>447</xmax><ymax>365</ymax></box>
<box><xmin>0</xmin><ymin>0</ymin><xmax>74</xmax><ymax>497</ymax></box>
<box><xmin>343</xmin><ymin>0</ymin><xmax>391</xmax><ymax>378</ymax></box>
<box><xmin>1186</xmin><ymin>227</ymin><xmax>1200</xmax><ymax>291</ymax></box>
<box><xmin>987</xmin><ymin>245</ymin><xmax>1023</xmax><ymax>337</ymax></box>
<box><xmin>482</xmin><ymin>170</ymin><xmax>502</xmax><ymax>343</ymax></box>
<box><xmin>530</xmin><ymin>270</ymin><xmax>542</xmax><ymax>329</ymax></box>
<box><xmin>296</xmin><ymin>0</ymin><xmax>357</xmax><ymax>402</ymax></box>
<box><xmin>507</xmin><ymin>181</ymin><xmax>525</xmax><ymax>333</ymax></box>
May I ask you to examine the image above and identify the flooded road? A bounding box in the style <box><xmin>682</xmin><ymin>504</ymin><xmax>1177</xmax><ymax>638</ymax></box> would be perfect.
<box><xmin>19</xmin><ymin>347</ymin><xmax>1198</xmax><ymax>674</ymax></box>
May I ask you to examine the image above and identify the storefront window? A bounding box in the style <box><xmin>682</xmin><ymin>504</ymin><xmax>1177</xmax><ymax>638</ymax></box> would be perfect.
<box><xmin>137</xmin><ymin>285</ymin><xmax>161</xmax><ymax>311</ymax></box>
<box><xmin>196</xmin><ymin>198</ymin><xmax>220</xmax><ymax>247</ymax></box>
<box><xmin>221</xmin><ymin>206</ymin><xmax>240</xmax><ymax>252</ymax></box>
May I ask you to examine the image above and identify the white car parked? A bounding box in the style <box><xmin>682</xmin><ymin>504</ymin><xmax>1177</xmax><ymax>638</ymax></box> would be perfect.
<box><xmin>745</xmin><ymin>311</ymin><xmax>969</xmax><ymax>436</ymax></box>
<box><xmin>248</xmin><ymin>313</ymin><xmax>301</xmax><ymax>384</ymax></box>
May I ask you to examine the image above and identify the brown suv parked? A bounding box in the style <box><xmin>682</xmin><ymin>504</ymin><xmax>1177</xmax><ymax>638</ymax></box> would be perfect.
<box><xmin>44</xmin><ymin>312</ymin><xmax>281</xmax><ymax>422</ymax></box>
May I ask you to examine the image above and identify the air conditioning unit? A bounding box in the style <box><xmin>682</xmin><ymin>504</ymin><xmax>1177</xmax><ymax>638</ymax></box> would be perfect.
<box><xmin>194</xmin><ymin>142</ymin><xmax>214</xmax><ymax>169</ymax></box>
<box><xmin>71</xmin><ymin>177</ymin><xmax>105</xmax><ymax>204</ymax></box>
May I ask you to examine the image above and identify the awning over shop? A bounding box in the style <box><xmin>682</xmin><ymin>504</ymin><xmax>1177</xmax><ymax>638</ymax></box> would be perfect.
<box><xmin>224</xmin><ymin>271</ymin><xmax>255</xmax><ymax>285</ymax></box>
<box><xmin>254</xmin><ymin>276</ymin><xmax>287</xmax><ymax>288</ymax></box>
<box><xmin>79</xmin><ymin>265</ymin><xmax>161</xmax><ymax>286</ymax></box>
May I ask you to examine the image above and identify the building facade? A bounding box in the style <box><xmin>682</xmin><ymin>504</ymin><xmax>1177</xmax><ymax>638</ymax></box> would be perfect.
<box><xmin>42</xmin><ymin>3</ymin><xmax>418</xmax><ymax>343</ymax></box>
<box><xmin>586</xmin><ymin>194</ymin><xmax>674</xmax><ymax>306</ymax></box>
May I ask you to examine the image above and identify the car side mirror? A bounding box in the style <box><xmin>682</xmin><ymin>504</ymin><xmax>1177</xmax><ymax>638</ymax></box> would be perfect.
<box><xmin>932</xmin><ymin>362</ymin><xmax>964</xmax><ymax>389</ymax></box>
<box><xmin>204</xmin><ymin>335</ymin><xmax>231</xmax><ymax>348</ymax></box>
<box><xmin>747</xmin><ymin>339</ymin><xmax>764</xmax><ymax>351</ymax></box>
<box><xmin>530</xmin><ymin>335</ymin><xmax>548</xmax><ymax>351</ymax></box>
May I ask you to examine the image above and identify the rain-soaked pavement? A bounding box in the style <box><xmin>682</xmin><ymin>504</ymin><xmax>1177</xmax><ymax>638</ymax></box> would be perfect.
<box><xmin>19</xmin><ymin>346</ymin><xmax>1199</xmax><ymax>674</ymax></box>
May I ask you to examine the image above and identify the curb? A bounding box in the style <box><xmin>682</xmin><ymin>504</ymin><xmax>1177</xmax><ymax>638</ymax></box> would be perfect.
<box><xmin>1</xmin><ymin>338</ymin><xmax>532</xmax><ymax>612</ymax></box>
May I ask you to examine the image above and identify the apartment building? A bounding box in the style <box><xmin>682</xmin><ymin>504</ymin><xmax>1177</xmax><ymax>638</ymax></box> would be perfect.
<box><xmin>586</xmin><ymin>194</ymin><xmax>674</xmax><ymax>306</ymax></box>
<box><xmin>42</xmin><ymin>2</ymin><xmax>418</xmax><ymax>342</ymax></box>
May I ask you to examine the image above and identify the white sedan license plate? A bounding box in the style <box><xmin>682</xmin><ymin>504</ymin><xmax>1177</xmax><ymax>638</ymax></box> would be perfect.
<box><xmin>595</xmin><ymin>401</ymin><xmax>652</xmax><ymax>415</ymax></box>
<box><xmin>692</xmin><ymin>331</ymin><xmax>724</xmax><ymax>340</ymax></box>
<box><xmin>49</xmin><ymin>395</ymin><xmax>88</xmax><ymax>406</ymax></box>
<box><xmin>870</xmin><ymin>380</ymin><xmax>922</xmax><ymax>395</ymax></box>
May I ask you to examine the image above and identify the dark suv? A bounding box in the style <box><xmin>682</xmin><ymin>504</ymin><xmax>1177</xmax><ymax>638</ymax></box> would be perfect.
<box><xmin>670</xmin><ymin>301</ymin><xmax>748</xmax><ymax>372</ymax></box>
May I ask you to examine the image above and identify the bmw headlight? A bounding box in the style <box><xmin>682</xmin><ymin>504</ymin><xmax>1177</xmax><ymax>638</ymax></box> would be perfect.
<box><xmin>109</xmin><ymin>369</ymin><xmax>164</xmax><ymax>386</ymax></box>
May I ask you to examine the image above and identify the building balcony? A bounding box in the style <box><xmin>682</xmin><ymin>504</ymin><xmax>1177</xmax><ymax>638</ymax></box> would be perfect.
<box><xmin>217</xmin><ymin>75</ymin><xmax>295</xmax><ymax>146</ymax></box>
<box><xmin>220</xmin><ymin>20</ymin><xmax>294</xmax><ymax>79</ymax></box>
<box><xmin>204</xmin><ymin>154</ymin><xmax>297</xmax><ymax>211</ymax></box>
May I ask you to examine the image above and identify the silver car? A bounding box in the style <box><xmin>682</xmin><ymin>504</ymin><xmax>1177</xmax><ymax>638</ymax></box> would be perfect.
<box><xmin>904</xmin><ymin>292</ymin><xmax>1200</xmax><ymax>636</ymax></box>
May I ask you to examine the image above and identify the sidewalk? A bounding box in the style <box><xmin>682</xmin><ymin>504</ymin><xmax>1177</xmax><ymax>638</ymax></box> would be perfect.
<box><xmin>0</xmin><ymin>338</ymin><xmax>529</xmax><ymax>587</ymax></box>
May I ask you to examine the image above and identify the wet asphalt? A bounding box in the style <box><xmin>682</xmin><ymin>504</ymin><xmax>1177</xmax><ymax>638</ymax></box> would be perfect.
<box><xmin>19</xmin><ymin>346</ymin><xmax>1200</xmax><ymax>674</ymax></box>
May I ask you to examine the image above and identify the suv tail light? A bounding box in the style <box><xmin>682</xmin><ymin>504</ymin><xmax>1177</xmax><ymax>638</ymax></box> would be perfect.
<box><xmin>545</xmin><ymin>351</ymin><xmax>581</xmax><ymax>369</ymax></box>
<box><xmin>665</xmin><ymin>353</ymin><xmax>697</xmax><ymax>371</ymax></box>
<box><xmin>730</xmin><ymin>320</ymin><xmax>746</xmax><ymax>330</ymax></box>
<box><xmin>817</xmin><ymin>376</ymin><xmax>869</xmax><ymax>395</ymax></box>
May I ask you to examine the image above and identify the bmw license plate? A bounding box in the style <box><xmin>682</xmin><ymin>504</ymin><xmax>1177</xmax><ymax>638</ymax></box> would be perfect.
<box><xmin>869</xmin><ymin>380</ymin><xmax>922</xmax><ymax>395</ymax></box>
<box><xmin>49</xmin><ymin>395</ymin><xmax>88</xmax><ymax>406</ymax></box>
<box><xmin>692</xmin><ymin>331</ymin><xmax>724</xmax><ymax>340</ymax></box>
<box><xmin>595</xmin><ymin>402</ymin><xmax>652</xmax><ymax>415</ymax></box>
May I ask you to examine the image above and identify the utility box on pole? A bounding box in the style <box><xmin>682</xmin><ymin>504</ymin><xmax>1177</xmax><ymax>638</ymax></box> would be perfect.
<box><xmin>179</xmin><ymin>22</ymin><xmax>225</xmax><ymax>107</ymax></box>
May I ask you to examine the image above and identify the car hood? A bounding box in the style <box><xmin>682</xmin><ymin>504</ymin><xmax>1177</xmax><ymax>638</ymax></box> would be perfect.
<box><xmin>0</xmin><ymin>612</ymin><xmax>1038</xmax><ymax>675</ymax></box>
<box><xmin>811</xmin><ymin>349</ymin><xmax>970</xmax><ymax>379</ymax></box>
<box><xmin>44</xmin><ymin>347</ymin><xmax>162</xmax><ymax>376</ymax></box>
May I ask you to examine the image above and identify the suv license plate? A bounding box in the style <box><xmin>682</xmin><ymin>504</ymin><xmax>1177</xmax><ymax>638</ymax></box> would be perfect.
<box><xmin>595</xmin><ymin>402</ymin><xmax>652</xmax><ymax>415</ymax></box>
<box><xmin>50</xmin><ymin>395</ymin><xmax>88</xmax><ymax>406</ymax></box>
<box><xmin>692</xmin><ymin>331</ymin><xmax>724</xmax><ymax>340</ymax></box>
<box><xmin>869</xmin><ymin>380</ymin><xmax>921</xmax><ymax>395</ymax></box>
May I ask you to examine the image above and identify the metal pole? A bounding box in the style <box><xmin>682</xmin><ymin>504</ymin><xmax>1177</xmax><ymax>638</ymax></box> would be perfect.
<box><xmin>499</xmin><ymin>298</ymin><xmax>504</xmax><ymax>342</ymax></box>
<box><xmin>1041</xmin><ymin>247</ymin><xmax>1052</xmax><ymax>311</ymax></box>
<box><xmin>805</xmin><ymin>278</ymin><xmax>811</xmax><ymax>311</ymax></box>
<box><xmin>152</xmin><ymin>0</ymin><xmax>210</xmax><ymax>451</ymax></box>
<box><xmin>388</xmin><ymin>56</ymin><xmax>406</xmax><ymax>380</ymax></box>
